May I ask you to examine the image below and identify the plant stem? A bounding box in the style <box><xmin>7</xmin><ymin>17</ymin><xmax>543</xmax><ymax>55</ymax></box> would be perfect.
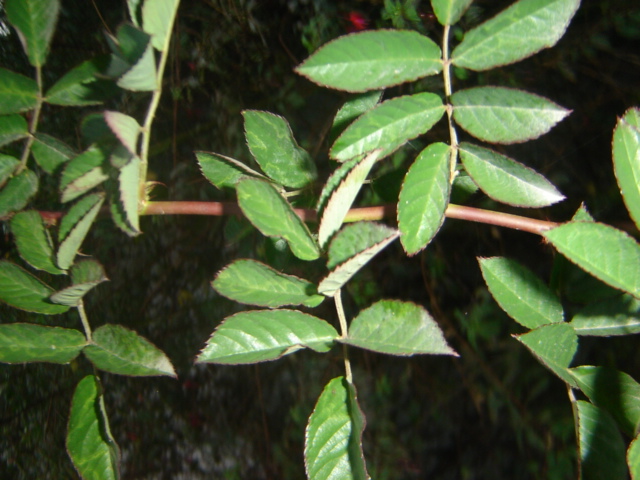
<box><xmin>334</xmin><ymin>289</ymin><xmax>353</xmax><ymax>384</ymax></box>
<box><xmin>442</xmin><ymin>24</ymin><xmax>459</xmax><ymax>180</ymax></box>
<box><xmin>77</xmin><ymin>300</ymin><xmax>93</xmax><ymax>342</ymax></box>
<box><xmin>18</xmin><ymin>65</ymin><xmax>44</xmax><ymax>174</ymax></box>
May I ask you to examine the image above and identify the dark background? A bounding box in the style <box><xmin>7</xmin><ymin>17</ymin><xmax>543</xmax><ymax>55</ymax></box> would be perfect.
<box><xmin>1</xmin><ymin>0</ymin><xmax>639</xmax><ymax>478</ymax></box>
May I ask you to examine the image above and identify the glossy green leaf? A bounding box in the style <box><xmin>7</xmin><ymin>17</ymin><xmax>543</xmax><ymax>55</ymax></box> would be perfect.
<box><xmin>5</xmin><ymin>0</ymin><xmax>60</xmax><ymax>67</ymax></box>
<box><xmin>515</xmin><ymin>323</ymin><xmax>577</xmax><ymax>386</ymax></box>
<box><xmin>108</xmin><ymin>23</ymin><xmax>157</xmax><ymax>91</ymax></box>
<box><xmin>0</xmin><ymin>260</ymin><xmax>69</xmax><ymax>314</ymax></box>
<box><xmin>451</xmin><ymin>87</ymin><xmax>570</xmax><ymax>144</ymax></box>
<box><xmin>45</xmin><ymin>56</ymin><xmax>119</xmax><ymax>106</ymax></box>
<box><xmin>243</xmin><ymin>110</ymin><xmax>317</xmax><ymax>188</ymax></box>
<box><xmin>60</xmin><ymin>145</ymin><xmax>109</xmax><ymax>203</ymax></box>
<box><xmin>451</xmin><ymin>0</ymin><xmax>580</xmax><ymax>71</ymax></box>
<box><xmin>317</xmin><ymin>157</ymin><xmax>360</xmax><ymax>219</ymax></box>
<box><xmin>576</xmin><ymin>400</ymin><xmax>628</xmax><ymax>480</ymax></box>
<box><xmin>318</xmin><ymin>150</ymin><xmax>382</xmax><ymax>248</ymax></box>
<box><xmin>319</xmin><ymin>227</ymin><xmax>399</xmax><ymax>297</ymax></box>
<box><xmin>479</xmin><ymin>257</ymin><xmax>564</xmax><ymax>329</ymax></box>
<box><xmin>0</xmin><ymin>113</ymin><xmax>29</xmax><ymax>147</ymax></box>
<box><xmin>341</xmin><ymin>300</ymin><xmax>457</xmax><ymax>356</ymax></box>
<box><xmin>115</xmin><ymin>155</ymin><xmax>141</xmax><ymax>235</ymax></box>
<box><xmin>613</xmin><ymin>107</ymin><xmax>640</xmax><ymax>231</ymax></box>
<box><xmin>305</xmin><ymin>377</ymin><xmax>368</xmax><ymax>480</ymax></box>
<box><xmin>431</xmin><ymin>0</ymin><xmax>473</xmax><ymax>25</ymax></box>
<box><xmin>570</xmin><ymin>366</ymin><xmax>640</xmax><ymax>437</ymax></box>
<box><xmin>196</xmin><ymin>309</ymin><xmax>339</xmax><ymax>364</ymax></box>
<box><xmin>327</xmin><ymin>222</ymin><xmax>398</xmax><ymax>270</ymax></box>
<box><xmin>196</xmin><ymin>151</ymin><xmax>264</xmax><ymax>189</ymax></box>
<box><xmin>571</xmin><ymin>294</ymin><xmax>640</xmax><ymax>336</ymax></box>
<box><xmin>629</xmin><ymin>435</ymin><xmax>640</xmax><ymax>480</ymax></box>
<box><xmin>331</xmin><ymin>93</ymin><xmax>444</xmax><ymax>162</ymax></box>
<box><xmin>296</xmin><ymin>30</ymin><xmax>442</xmax><ymax>92</ymax></box>
<box><xmin>142</xmin><ymin>0</ymin><xmax>179</xmax><ymax>51</ymax></box>
<box><xmin>0</xmin><ymin>154</ymin><xmax>20</xmax><ymax>185</ymax></box>
<box><xmin>67</xmin><ymin>375</ymin><xmax>120</xmax><ymax>480</ymax></box>
<box><xmin>544</xmin><ymin>222</ymin><xmax>640</xmax><ymax>298</ymax></box>
<box><xmin>330</xmin><ymin>90</ymin><xmax>383</xmax><ymax>143</ymax></box>
<box><xmin>57</xmin><ymin>193</ymin><xmax>105</xmax><ymax>271</ymax></box>
<box><xmin>83</xmin><ymin>324</ymin><xmax>176</xmax><ymax>377</ymax></box>
<box><xmin>212</xmin><ymin>259</ymin><xmax>324</xmax><ymax>308</ymax></box>
<box><xmin>0</xmin><ymin>324</ymin><xmax>85</xmax><ymax>364</ymax></box>
<box><xmin>0</xmin><ymin>169</ymin><xmax>38</xmax><ymax>217</ymax></box>
<box><xmin>459</xmin><ymin>143</ymin><xmax>565</xmax><ymax>207</ymax></box>
<box><xmin>397</xmin><ymin>142</ymin><xmax>451</xmax><ymax>255</ymax></box>
<box><xmin>0</xmin><ymin>68</ymin><xmax>38</xmax><ymax>114</ymax></box>
<box><xmin>237</xmin><ymin>178</ymin><xmax>320</xmax><ymax>261</ymax></box>
<box><xmin>32</xmin><ymin>133</ymin><xmax>76</xmax><ymax>174</ymax></box>
<box><xmin>104</xmin><ymin>111</ymin><xmax>140</xmax><ymax>156</ymax></box>
<box><xmin>10</xmin><ymin>210</ymin><xmax>63</xmax><ymax>274</ymax></box>
<box><xmin>51</xmin><ymin>259</ymin><xmax>108</xmax><ymax>306</ymax></box>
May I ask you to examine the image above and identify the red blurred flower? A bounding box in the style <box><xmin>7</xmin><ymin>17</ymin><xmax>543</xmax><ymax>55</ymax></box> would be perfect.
<box><xmin>345</xmin><ymin>11</ymin><xmax>368</xmax><ymax>32</ymax></box>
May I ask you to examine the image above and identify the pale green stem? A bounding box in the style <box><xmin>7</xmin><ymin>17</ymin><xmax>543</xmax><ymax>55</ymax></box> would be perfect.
<box><xmin>441</xmin><ymin>24</ymin><xmax>459</xmax><ymax>181</ymax></box>
<box><xmin>138</xmin><ymin>1</ymin><xmax>181</xmax><ymax>206</ymax></box>
<box><xmin>77</xmin><ymin>300</ymin><xmax>93</xmax><ymax>342</ymax></box>
<box><xmin>334</xmin><ymin>289</ymin><xmax>353</xmax><ymax>384</ymax></box>
<box><xmin>567</xmin><ymin>385</ymin><xmax>582</xmax><ymax>477</ymax></box>
<box><xmin>18</xmin><ymin>65</ymin><xmax>44</xmax><ymax>173</ymax></box>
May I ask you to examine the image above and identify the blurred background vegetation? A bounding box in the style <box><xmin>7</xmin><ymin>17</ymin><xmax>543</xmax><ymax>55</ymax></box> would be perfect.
<box><xmin>1</xmin><ymin>0</ymin><xmax>639</xmax><ymax>478</ymax></box>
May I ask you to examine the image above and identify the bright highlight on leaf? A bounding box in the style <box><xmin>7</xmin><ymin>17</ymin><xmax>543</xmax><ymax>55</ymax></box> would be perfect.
<box><xmin>142</xmin><ymin>0</ymin><xmax>180</xmax><ymax>51</ymax></box>
<box><xmin>305</xmin><ymin>376</ymin><xmax>368</xmax><ymax>480</ymax></box>
<box><xmin>451</xmin><ymin>87</ymin><xmax>570</xmax><ymax>144</ymax></box>
<box><xmin>451</xmin><ymin>0</ymin><xmax>581</xmax><ymax>71</ymax></box>
<box><xmin>341</xmin><ymin>300</ymin><xmax>457</xmax><ymax>356</ymax></box>
<box><xmin>613</xmin><ymin>107</ymin><xmax>640</xmax><ymax>231</ymax></box>
<box><xmin>212</xmin><ymin>259</ymin><xmax>324</xmax><ymax>308</ymax></box>
<box><xmin>196</xmin><ymin>309</ymin><xmax>338</xmax><ymax>364</ymax></box>
<box><xmin>296</xmin><ymin>30</ymin><xmax>442</xmax><ymax>92</ymax></box>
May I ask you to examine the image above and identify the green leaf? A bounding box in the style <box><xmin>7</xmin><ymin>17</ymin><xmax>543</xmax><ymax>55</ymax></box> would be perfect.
<box><xmin>67</xmin><ymin>375</ymin><xmax>120</xmax><ymax>480</ymax></box>
<box><xmin>104</xmin><ymin>111</ymin><xmax>140</xmax><ymax>156</ymax></box>
<box><xmin>0</xmin><ymin>154</ymin><xmax>20</xmax><ymax>185</ymax></box>
<box><xmin>0</xmin><ymin>324</ymin><xmax>85</xmax><ymax>364</ymax></box>
<box><xmin>319</xmin><ymin>226</ymin><xmax>399</xmax><ymax>297</ymax></box>
<box><xmin>571</xmin><ymin>294</ymin><xmax>640</xmax><ymax>336</ymax></box>
<box><xmin>51</xmin><ymin>259</ymin><xmax>108</xmax><ymax>306</ymax></box>
<box><xmin>479</xmin><ymin>257</ymin><xmax>564</xmax><ymax>329</ymax></box>
<box><xmin>327</xmin><ymin>221</ymin><xmax>398</xmax><ymax>270</ymax></box>
<box><xmin>32</xmin><ymin>133</ymin><xmax>76</xmax><ymax>174</ymax></box>
<box><xmin>331</xmin><ymin>92</ymin><xmax>445</xmax><ymax>162</ymax></box>
<box><xmin>57</xmin><ymin>193</ymin><xmax>105</xmax><ymax>271</ymax></box>
<box><xmin>296</xmin><ymin>30</ymin><xmax>442</xmax><ymax>92</ymax></box>
<box><xmin>397</xmin><ymin>142</ymin><xmax>451</xmax><ymax>255</ymax></box>
<box><xmin>576</xmin><ymin>400</ymin><xmax>628</xmax><ymax>480</ymax></box>
<box><xmin>196</xmin><ymin>151</ymin><xmax>264</xmax><ymax>189</ymax></box>
<box><xmin>613</xmin><ymin>107</ymin><xmax>640</xmax><ymax>231</ymax></box>
<box><xmin>544</xmin><ymin>222</ymin><xmax>640</xmax><ymax>299</ymax></box>
<box><xmin>305</xmin><ymin>377</ymin><xmax>368</xmax><ymax>480</ymax></box>
<box><xmin>459</xmin><ymin>143</ymin><xmax>565</xmax><ymax>207</ymax></box>
<box><xmin>318</xmin><ymin>150</ymin><xmax>382</xmax><ymax>248</ymax></box>
<box><xmin>451</xmin><ymin>0</ymin><xmax>580</xmax><ymax>71</ymax></box>
<box><xmin>212</xmin><ymin>259</ymin><xmax>324</xmax><ymax>308</ymax></box>
<box><xmin>127</xmin><ymin>0</ymin><xmax>143</xmax><ymax>26</ymax></box>
<box><xmin>60</xmin><ymin>145</ymin><xmax>109</xmax><ymax>203</ymax></box>
<box><xmin>45</xmin><ymin>56</ymin><xmax>119</xmax><ymax>106</ymax></box>
<box><xmin>10</xmin><ymin>210</ymin><xmax>64</xmax><ymax>274</ymax></box>
<box><xmin>515</xmin><ymin>323</ymin><xmax>577</xmax><ymax>386</ymax></box>
<box><xmin>0</xmin><ymin>168</ymin><xmax>38</xmax><ymax>217</ymax></box>
<box><xmin>431</xmin><ymin>0</ymin><xmax>473</xmax><ymax>25</ymax></box>
<box><xmin>142</xmin><ymin>0</ymin><xmax>179</xmax><ymax>51</ymax></box>
<box><xmin>451</xmin><ymin>87</ymin><xmax>570</xmax><ymax>144</ymax></box>
<box><xmin>570</xmin><ymin>366</ymin><xmax>640</xmax><ymax>438</ymax></box>
<box><xmin>237</xmin><ymin>178</ymin><xmax>320</xmax><ymax>261</ymax></box>
<box><xmin>243</xmin><ymin>110</ymin><xmax>317</xmax><ymax>189</ymax></box>
<box><xmin>341</xmin><ymin>300</ymin><xmax>457</xmax><ymax>356</ymax></box>
<box><xmin>196</xmin><ymin>309</ymin><xmax>339</xmax><ymax>364</ymax></box>
<box><xmin>0</xmin><ymin>68</ymin><xmax>38</xmax><ymax>114</ymax></box>
<box><xmin>0</xmin><ymin>260</ymin><xmax>69</xmax><ymax>314</ymax></box>
<box><xmin>83</xmin><ymin>324</ymin><xmax>176</xmax><ymax>377</ymax></box>
<box><xmin>330</xmin><ymin>91</ymin><xmax>383</xmax><ymax>143</ymax></box>
<box><xmin>5</xmin><ymin>0</ymin><xmax>60</xmax><ymax>67</ymax></box>
<box><xmin>115</xmin><ymin>155</ymin><xmax>141</xmax><ymax>235</ymax></box>
<box><xmin>629</xmin><ymin>435</ymin><xmax>640</xmax><ymax>480</ymax></box>
<box><xmin>108</xmin><ymin>23</ymin><xmax>157</xmax><ymax>91</ymax></box>
<box><xmin>0</xmin><ymin>113</ymin><xmax>29</xmax><ymax>147</ymax></box>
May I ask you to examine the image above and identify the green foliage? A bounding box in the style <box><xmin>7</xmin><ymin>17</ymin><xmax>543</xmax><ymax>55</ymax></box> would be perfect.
<box><xmin>0</xmin><ymin>0</ymin><xmax>639</xmax><ymax>478</ymax></box>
